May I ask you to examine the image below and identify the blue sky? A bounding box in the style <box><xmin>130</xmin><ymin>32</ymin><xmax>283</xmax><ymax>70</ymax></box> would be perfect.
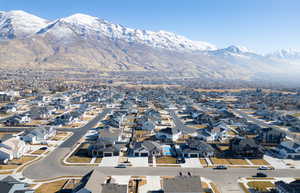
<box><xmin>1</xmin><ymin>0</ymin><xmax>299</xmax><ymax>53</ymax></box>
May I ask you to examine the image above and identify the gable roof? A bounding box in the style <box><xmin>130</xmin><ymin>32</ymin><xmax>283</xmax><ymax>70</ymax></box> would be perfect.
<box><xmin>163</xmin><ymin>176</ymin><xmax>203</xmax><ymax>193</ymax></box>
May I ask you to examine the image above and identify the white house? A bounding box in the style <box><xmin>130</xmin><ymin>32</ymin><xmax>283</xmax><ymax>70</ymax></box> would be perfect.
<box><xmin>0</xmin><ymin>136</ymin><xmax>29</xmax><ymax>161</ymax></box>
<box><xmin>156</xmin><ymin>127</ymin><xmax>182</xmax><ymax>141</ymax></box>
<box><xmin>22</xmin><ymin>127</ymin><xmax>56</xmax><ymax>144</ymax></box>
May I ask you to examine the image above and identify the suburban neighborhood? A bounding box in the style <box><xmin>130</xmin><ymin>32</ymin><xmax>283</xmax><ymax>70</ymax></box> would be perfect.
<box><xmin>0</xmin><ymin>86</ymin><xmax>300</xmax><ymax>193</ymax></box>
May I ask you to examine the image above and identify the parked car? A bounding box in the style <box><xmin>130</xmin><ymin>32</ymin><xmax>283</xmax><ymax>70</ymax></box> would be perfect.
<box><xmin>115</xmin><ymin>164</ymin><xmax>126</xmax><ymax>168</ymax></box>
<box><xmin>254</xmin><ymin>172</ymin><xmax>267</xmax><ymax>177</ymax></box>
<box><xmin>258</xmin><ymin>166</ymin><xmax>273</xmax><ymax>170</ymax></box>
<box><xmin>214</xmin><ymin>165</ymin><xmax>227</xmax><ymax>170</ymax></box>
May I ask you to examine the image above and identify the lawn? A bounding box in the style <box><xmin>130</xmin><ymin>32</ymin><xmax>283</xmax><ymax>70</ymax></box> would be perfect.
<box><xmin>95</xmin><ymin>158</ymin><xmax>102</xmax><ymax>163</ymax></box>
<box><xmin>227</xmin><ymin>159</ymin><xmax>249</xmax><ymax>165</ymax></box>
<box><xmin>66</xmin><ymin>143</ymin><xmax>92</xmax><ymax>163</ymax></box>
<box><xmin>35</xmin><ymin>180</ymin><xmax>68</xmax><ymax>193</ymax></box>
<box><xmin>210</xmin><ymin>183</ymin><xmax>221</xmax><ymax>193</ymax></box>
<box><xmin>0</xmin><ymin>156</ymin><xmax>38</xmax><ymax>171</ymax></box>
<box><xmin>31</xmin><ymin>149</ymin><xmax>47</xmax><ymax>155</ymax></box>
<box><xmin>239</xmin><ymin>183</ymin><xmax>250</xmax><ymax>193</ymax></box>
<box><xmin>51</xmin><ymin>132</ymin><xmax>70</xmax><ymax>141</ymax></box>
<box><xmin>210</xmin><ymin>157</ymin><xmax>230</xmax><ymax>165</ymax></box>
<box><xmin>0</xmin><ymin>164</ymin><xmax>19</xmax><ymax>170</ymax></box>
<box><xmin>10</xmin><ymin>156</ymin><xmax>36</xmax><ymax>165</ymax></box>
<box><xmin>250</xmin><ymin>159</ymin><xmax>270</xmax><ymax>165</ymax></box>
<box><xmin>199</xmin><ymin>159</ymin><xmax>207</xmax><ymax>166</ymax></box>
<box><xmin>156</xmin><ymin>156</ymin><xmax>177</xmax><ymax>164</ymax></box>
<box><xmin>247</xmin><ymin>181</ymin><xmax>275</xmax><ymax>192</ymax></box>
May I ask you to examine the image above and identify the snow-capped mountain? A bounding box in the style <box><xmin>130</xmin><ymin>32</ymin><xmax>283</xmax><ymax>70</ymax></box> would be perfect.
<box><xmin>0</xmin><ymin>10</ymin><xmax>299</xmax><ymax>82</ymax></box>
<box><xmin>0</xmin><ymin>10</ymin><xmax>49</xmax><ymax>39</ymax></box>
<box><xmin>266</xmin><ymin>49</ymin><xmax>300</xmax><ymax>59</ymax></box>
<box><xmin>0</xmin><ymin>11</ymin><xmax>216</xmax><ymax>51</ymax></box>
<box><xmin>36</xmin><ymin>13</ymin><xmax>217</xmax><ymax>51</ymax></box>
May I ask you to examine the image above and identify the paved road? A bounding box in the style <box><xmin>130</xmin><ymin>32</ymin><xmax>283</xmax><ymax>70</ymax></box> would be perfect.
<box><xmin>22</xmin><ymin>108</ymin><xmax>111</xmax><ymax>178</ymax></box>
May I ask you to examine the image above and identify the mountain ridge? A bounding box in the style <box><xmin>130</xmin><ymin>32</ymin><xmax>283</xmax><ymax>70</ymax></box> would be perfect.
<box><xmin>0</xmin><ymin>10</ymin><xmax>299</xmax><ymax>82</ymax></box>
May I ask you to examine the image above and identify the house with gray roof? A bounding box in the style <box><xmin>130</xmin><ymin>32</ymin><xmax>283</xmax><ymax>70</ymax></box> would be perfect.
<box><xmin>0</xmin><ymin>176</ymin><xmax>34</xmax><ymax>193</ymax></box>
<box><xmin>162</xmin><ymin>176</ymin><xmax>203</xmax><ymax>193</ymax></box>
<box><xmin>129</xmin><ymin>140</ymin><xmax>162</xmax><ymax>157</ymax></box>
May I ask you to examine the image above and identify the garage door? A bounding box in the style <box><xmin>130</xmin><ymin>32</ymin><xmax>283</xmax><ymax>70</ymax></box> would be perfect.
<box><xmin>140</xmin><ymin>153</ymin><xmax>149</xmax><ymax>157</ymax></box>
<box><xmin>104</xmin><ymin>152</ymin><xmax>113</xmax><ymax>157</ymax></box>
<box><xmin>190</xmin><ymin>154</ymin><xmax>198</xmax><ymax>158</ymax></box>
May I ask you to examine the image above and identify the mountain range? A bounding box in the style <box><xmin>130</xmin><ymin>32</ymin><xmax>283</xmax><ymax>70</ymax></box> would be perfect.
<box><xmin>0</xmin><ymin>10</ymin><xmax>299</xmax><ymax>81</ymax></box>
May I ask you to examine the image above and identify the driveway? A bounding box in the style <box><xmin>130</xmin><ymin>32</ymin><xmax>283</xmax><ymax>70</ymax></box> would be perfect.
<box><xmin>139</xmin><ymin>176</ymin><xmax>161</xmax><ymax>193</ymax></box>
<box><xmin>99</xmin><ymin>156</ymin><xmax>119</xmax><ymax>167</ymax></box>
<box><xmin>181</xmin><ymin>158</ymin><xmax>202</xmax><ymax>168</ymax></box>
<box><xmin>112</xmin><ymin>175</ymin><xmax>131</xmax><ymax>185</ymax></box>
<box><xmin>128</xmin><ymin>157</ymin><xmax>149</xmax><ymax>167</ymax></box>
<box><xmin>264</xmin><ymin>155</ymin><xmax>288</xmax><ymax>169</ymax></box>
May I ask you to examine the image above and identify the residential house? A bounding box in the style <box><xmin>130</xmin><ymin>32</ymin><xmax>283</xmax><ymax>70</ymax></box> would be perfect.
<box><xmin>256</xmin><ymin>127</ymin><xmax>286</xmax><ymax>144</ymax></box>
<box><xmin>88</xmin><ymin>138</ymin><xmax>120</xmax><ymax>157</ymax></box>
<box><xmin>229</xmin><ymin>137</ymin><xmax>264</xmax><ymax>158</ymax></box>
<box><xmin>0</xmin><ymin>135</ymin><xmax>29</xmax><ymax>161</ymax></box>
<box><xmin>179</xmin><ymin>138</ymin><xmax>215</xmax><ymax>158</ymax></box>
<box><xmin>162</xmin><ymin>175</ymin><xmax>203</xmax><ymax>193</ymax></box>
<box><xmin>4</xmin><ymin>114</ymin><xmax>31</xmax><ymax>126</ymax></box>
<box><xmin>129</xmin><ymin>140</ymin><xmax>162</xmax><ymax>157</ymax></box>
<box><xmin>275</xmin><ymin>180</ymin><xmax>300</xmax><ymax>193</ymax></box>
<box><xmin>277</xmin><ymin>141</ymin><xmax>300</xmax><ymax>159</ymax></box>
<box><xmin>21</xmin><ymin>127</ymin><xmax>56</xmax><ymax>144</ymax></box>
<box><xmin>29</xmin><ymin>106</ymin><xmax>55</xmax><ymax>120</ymax></box>
<box><xmin>156</xmin><ymin>127</ymin><xmax>182</xmax><ymax>142</ymax></box>
<box><xmin>0</xmin><ymin>176</ymin><xmax>34</xmax><ymax>193</ymax></box>
<box><xmin>0</xmin><ymin>103</ymin><xmax>17</xmax><ymax>114</ymax></box>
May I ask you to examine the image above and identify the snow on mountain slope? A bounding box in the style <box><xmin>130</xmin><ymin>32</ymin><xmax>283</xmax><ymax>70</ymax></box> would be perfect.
<box><xmin>266</xmin><ymin>49</ymin><xmax>300</xmax><ymax>59</ymax></box>
<box><xmin>36</xmin><ymin>13</ymin><xmax>217</xmax><ymax>51</ymax></box>
<box><xmin>0</xmin><ymin>10</ymin><xmax>49</xmax><ymax>39</ymax></box>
